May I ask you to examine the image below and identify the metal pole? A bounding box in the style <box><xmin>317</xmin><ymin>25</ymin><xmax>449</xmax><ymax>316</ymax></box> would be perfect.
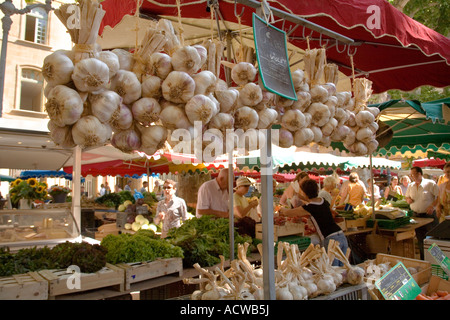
<box><xmin>370</xmin><ymin>155</ymin><xmax>375</xmax><ymax>220</ymax></box>
<box><xmin>228</xmin><ymin>149</ymin><xmax>234</xmax><ymax>262</ymax></box>
<box><xmin>261</xmin><ymin>127</ymin><xmax>275</xmax><ymax>300</ymax></box>
<box><xmin>72</xmin><ymin>145</ymin><xmax>82</xmax><ymax>238</ymax></box>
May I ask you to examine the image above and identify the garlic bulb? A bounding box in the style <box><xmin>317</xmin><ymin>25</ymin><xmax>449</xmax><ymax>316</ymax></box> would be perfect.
<box><xmin>310</xmin><ymin>85</ymin><xmax>329</xmax><ymax>103</ymax></box>
<box><xmin>367</xmin><ymin>106</ymin><xmax>380</xmax><ymax>118</ymax></box>
<box><xmin>257</xmin><ymin>107</ymin><xmax>278</xmax><ymax>129</ymax></box>
<box><xmin>215</xmin><ymin>88</ymin><xmax>239</xmax><ymax>113</ymax></box>
<box><xmin>275</xmin><ymin>95</ymin><xmax>295</xmax><ymax>108</ymax></box>
<box><xmin>356</xmin><ymin>127</ymin><xmax>374</xmax><ymax>143</ymax></box>
<box><xmin>336</xmin><ymin>91</ymin><xmax>351</xmax><ymax>106</ymax></box>
<box><xmin>97</xmin><ymin>51</ymin><xmax>120</xmax><ymax>78</ymax></box>
<box><xmin>159</xmin><ymin>105</ymin><xmax>191</xmax><ymax>130</ymax></box>
<box><xmin>308</xmin><ymin>102</ymin><xmax>331</xmax><ymax>127</ymax></box>
<box><xmin>185</xmin><ymin>94</ymin><xmax>216</xmax><ymax>125</ymax></box>
<box><xmin>294</xmin><ymin>128</ymin><xmax>314</xmax><ymax>147</ymax></box>
<box><xmin>234</xmin><ymin>106</ymin><xmax>259</xmax><ymax>130</ymax></box>
<box><xmin>334</xmin><ymin>107</ymin><xmax>350</xmax><ymax>126</ymax></box>
<box><xmin>367</xmin><ymin>139</ymin><xmax>379</xmax><ymax>153</ymax></box>
<box><xmin>132</xmin><ymin>97</ymin><xmax>161</xmax><ymax>126</ymax></box>
<box><xmin>209</xmin><ymin>113</ymin><xmax>234</xmax><ymax>133</ymax></box>
<box><xmin>292</xmin><ymin>91</ymin><xmax>311</xmax><ymax>112</ymax></box>
<box><xmin>281</xmin><ymin>109</ymin><xmax>306</xmax><ymax>131</ymax></box>
<box><xmin>368</xmin><ymin>121</ymin><xmax>379</xmax><ymax>134</ymax></box>
<box><xmin>343</xmin><ymin>129</ymin><xmax>356</xmax><ymax>146</ymax></box>
<box><xmin>48</xmin><ymin>120</ymin><xmax>75</xmax><ymax>148</ymax></box>
<box><xmin>350</xmin><ymin>142</ymin><xmax>368</xmax><ymax>156</ymax></box>
<box><xmin>72</xmin><ymin>58</ymin><xmax>110</xmax><ymax>92</ymax></box>
<box><xmin>45</xmin><ymin>85</ymin><xmax>84</xmax><ymax>127</ymax></box>
<box><xmin>355</xmin><ymin>110</ymin><xmax>375</xmax><ymax>127</ymax></box>
<box><xmin>331</xmin><ymin>125</ymin><xmax>351</xmax><ymax>142</ymax></box>
<box><xmin>171</xmin><ymin>46</ymin><xmax>201</xmax><ymax>74</ymax></box>
<box><xmin>231</xmin><ymin>62</ymin><xmax>257</xmax><ymax>86</ymax></box>
<box><xmin>254</xmin><ymin>90</ymin><xmax>275</xmax><ymax>111</ymax></box>
<box><xmin>110</xmin><ymin>70</ymin><xmax>142</xmax><ymax>104</ymax></box>
<box><xmin>141</xmin><ymin>75</ymin><xmax>162</xmax><ymax>99</ymax></box>
<box><xmin>274</xmin><ymin>128</ymin><xmax>294</xmax><ymax>148</ymax></box>
<box><xmin>139</xmin><ymin>125</ymin><xmax>168</xmax><ymax>155</ymax></box>
<box><xmin>193</xmin><ymin>44</ymin><xmax>208</xmax><ymax>67</ymax></box>
<box><xmin>239</xmin><ymin>82</ymin><xmax>263</xmax><ymax>107</ymax></box>
<box><xmin>321</xmin><ymin>118</ymin><xmax>338</xmax><ymax>136</ymax></box>
<box><xmin>291</xmin><ymin>69</ymin><xmax>305</xmax><ymax>90</ymax></box>
<box><xmin>112</xmin><ymin>48</ymin><xmax>134</xmax><ymax>71</ymax></box>
<box><xmin>310</xmin><ymin>125</ymin><xmax>323</xmax><ymax>143</ymax></box>
<box><xmin>109</xmin><ymin>103</ymin><xmax>133</xmax><ymax>131</ymax></box>
<box><xmin>111</xmin><ymin>127</ymin><xmax>141</xmax><ymax>153</ymax></box>
<box><xmin>72</xmin><ymin>115</ymin><xmax>111</xmax><ymax>148</ymax></box>
<box><xmin>42</xmin><ymin>52</ymin><xmax>74</xmax><ymax>86</ymax></box>
<box><xmin>149</xmin><ymin>52</ymin><xmax>173</xmax><ymax>80</ymax></box>
<box><xmin>89</xmin><ymin>92</ymin><xmax>121</xmax><ymax>129</ymax></box>
<box><xmin>162</xmin><ymin>71</ymin><xmax>195</xmax><ymax>103</ymax></box>
<box><xmin>193</xmin><ymin>71</ymin><xmax>217</xmax><ymax>95</ymax></box>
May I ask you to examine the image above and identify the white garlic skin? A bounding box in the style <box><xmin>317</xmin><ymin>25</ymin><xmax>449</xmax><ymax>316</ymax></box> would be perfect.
<box><xmin>72</xmin><ymin>58</ymin><xmax>110</xmax><ymax>93</ymax></box>
<box><xmin>171</xmin><ymin>46</ymin><xmax>201</xmax><ymax>74</ymax></box>
<box><xmin>162</xmin><ymin>71</ymin><xmax>195</xmax><ymax>104</ymax></box>
<box><xmin>42</xmin><ymin>51</ymin><xmax>74</xmax><ymax>86</ymax></box>
<box><xmin>231</xmin><ymin>62</ymin><xmax>257</xmax><ymax>86</ymax></box>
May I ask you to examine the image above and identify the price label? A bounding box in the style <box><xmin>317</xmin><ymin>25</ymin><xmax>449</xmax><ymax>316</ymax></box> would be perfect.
<box><xmin>375</xmin><ymin>262</ymin><xmax>421</xmax><ymax>300</ymax></box>
<box><xmin>252</xmin><ymin>13</ymin><xmax>297</xmax><ymax>101</ymax></box>
<box><xmin>428</xmin><ymin>243</ymin><xmax>450</xmax><ymax>276</ymax></box>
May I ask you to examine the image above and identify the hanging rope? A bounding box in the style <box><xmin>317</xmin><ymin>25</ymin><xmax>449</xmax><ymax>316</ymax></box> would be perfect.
<box><xmin>350</xmin><ymin>54</ymin><xmax>355</xmax><ymax>86</ymax></box>
<box><xmin>133</xmin><ymin>0</ymin><xmax>144</xmax><ymax>51</ymax></box>
<box><xmin>210</xmin><ymin>3</ymin><xmax>215</xmax><ymax>40</ymax></box>
<box><xmin>176</xmin><ymin>0</ymin><xmax>185</xmax><ymax>46</ymax></box>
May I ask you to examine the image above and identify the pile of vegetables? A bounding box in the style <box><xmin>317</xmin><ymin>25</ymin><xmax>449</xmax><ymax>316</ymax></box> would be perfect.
<box><xmin>416</xmin><ymin>291</ymin><xmax>450</xmax><ymax>300</ymax></box>
<box><xmin>100</xmin><ymin>229</ymin><xmax>183</xmax><ymax>264</ymax></box>
<box><xmin>0</xmin><ymin>242</ymin><xmax>106</xmax><ymax>276</ymax></box>
<box><xmin>43</xmin><ymin>0</ymin><xmax>378</xmax><ymax>161</ymax></box>
<box><xmin>166</xmin><ymin>216</ymin><xmax>252</xmax><ymax>267</ymax></box>
<box><xmin>183</xmin><ymin>240</ymin><xmax>364</xmax><ymax>300</ymax></box>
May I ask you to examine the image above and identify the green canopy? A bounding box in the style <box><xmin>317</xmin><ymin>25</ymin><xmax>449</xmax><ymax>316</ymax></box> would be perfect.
<box><xmin>332</xmin><ymin>98</ymin><xmax>450</xmax><ymax>156</ymax></box>
<box><xmin>0</xmin><ymin>174</ymin><xmax>16</xmax><ymax>182</ymax></box>
<box><xmin>427</xmin><ymin>150</ymin><xmax>450</xmax><ymax>162</ymax></box>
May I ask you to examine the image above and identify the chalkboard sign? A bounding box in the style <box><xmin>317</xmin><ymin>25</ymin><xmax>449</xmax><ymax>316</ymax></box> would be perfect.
<box><xmin>253</xmin><ymin>13</ymin><xmax>297</xmax><ymax>101</ymax></box>
<box><xmin>375</xmin><ymin>262</ymin><xmax>421</xmax><ymax>300</ymax></box>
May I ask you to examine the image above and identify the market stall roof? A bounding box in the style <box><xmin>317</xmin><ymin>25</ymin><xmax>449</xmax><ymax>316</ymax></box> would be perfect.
<box><xmin>0</xmin><ymin>174</ymin><xmax>15</xmax><ymax>182</ymax></box>
<box><xmin>63</xmin><ymin>151</ymin><xmax>230</xmax><ymax>177</ymax></box>
<box><xmin>19</xmin><ymin>170</ymin><xmax>81</xmax><ymax>181</ymax></box>
<box><xmin>236</xmin><ymin>145</ymin><xmax>401</xmax><ymax>172</ymax></box>
<box><xmin>412</xmin><ymin>158</ymin><xmax>447</xmax><ymax>169</ymax></box>
<box><xmin>98</xmin><ymin>0</ymin><xmax>450</xmax><ymax>93</ymax></box>
<box><xmin>427</xmin><ymin>150</ymin><xmax>450</xmax><ymax>162</ymax></box>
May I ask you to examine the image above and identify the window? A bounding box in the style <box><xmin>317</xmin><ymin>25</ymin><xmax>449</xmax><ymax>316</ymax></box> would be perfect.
<box><xmin>24</xmin><ymin>7</ymin><xmax>48</xmax><ymax>44</ymax></box>
<box><xmin>19</xmin><ymin>68</ymin><xmax>44</xmax><ymax>112</ymax></box>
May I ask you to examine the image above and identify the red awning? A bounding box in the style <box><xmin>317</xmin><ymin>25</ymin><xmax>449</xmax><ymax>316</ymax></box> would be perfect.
<box><xmin>413</xmin><ymin>158</ymin><xmax>446</xmax><ymax>169</ymax></box>
<box><xmin>99</xmin><ymin>0</ymin><xmax>450</xmax><ymax>93</ymax></box>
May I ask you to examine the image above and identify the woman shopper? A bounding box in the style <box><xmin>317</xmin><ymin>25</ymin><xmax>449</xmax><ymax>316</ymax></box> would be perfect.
<box><xmin>400</xmin><ymin>175</ymin><xmax>411</xmax><ymax>196</ymax></box>
<box><xmin>280</xmin><ymin>179</ymin><xmax>348</xmax><ymax>266</ymax></box>
<box><xmin>338</xmin><ymin>172</ymin><xmax>366</xmax><ymax>208</ymax></box>
<box><xmin>280</xmin><ymin>171</ymin><xmax>309</xmax><ymax>208</ymax></box>
<box><xmin>318</xmin><ymin>175</ymin><xmax>339</xmax><ymax>208</ymax></box>
<box><xmin>384</xmin><ymin>176</ymin><xmax>402</xmax><ymax>200</ymax></box>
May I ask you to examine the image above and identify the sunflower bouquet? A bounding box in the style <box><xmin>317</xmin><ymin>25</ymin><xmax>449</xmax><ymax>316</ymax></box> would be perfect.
<box><xmin>9</xmin><ymin>178</ymin><xmax>49</xmax><ymax>205</ymax></box>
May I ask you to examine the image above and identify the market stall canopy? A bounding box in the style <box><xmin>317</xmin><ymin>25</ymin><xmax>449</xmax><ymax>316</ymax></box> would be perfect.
<box><xmin>18</xmin><ymin>170</ymin><xmax>83</xmax><ymax>181</ymax></box>
<box><xmin>63</xmin><ymin>151</ymin><xmax>230</xmax><ymax>177</ymax></box>
<box><xmin>0</xmin><ymin>174</ymin><xmax>15</xmax><ymax>182</ymax></box>
<box><xmin>236</xmin><ymin>145</ymin><xmax>401</xmax><ymax>172</ymax></box>
<box><xmin>98</xmin><ymin>0</ymin><xmax>450</xmax><ymax>93</ymax></box>
<box><xmin>412</xmin><ymin>158</ymin><xmax>447</xmax><ymax>169</ymax></box>
<box><xmin>427</xmin><ymin>150</ymin><xmax>450</xmax><ymax>162</ymax></box>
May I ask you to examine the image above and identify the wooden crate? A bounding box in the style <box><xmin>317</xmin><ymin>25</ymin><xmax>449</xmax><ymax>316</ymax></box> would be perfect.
<box><xmin>345</xmin><ymin>218</ymin><xmax>367</xmax><ymax>229</ymax></box>
<box><xmin>116</xmin><ymin>258</ymin><xmax>183</xmax><ymax>291</ymax></box>
<box><xmin>38</xmin><ymin>263</ymin><xmax>125</xmax><ymax>298</ymax></box>
<box><xmin>422</xmin><ymin>275</ymin><xmax>450</xmax><ymax>296</ymax></box>
<box><xmin>255</xmin><ymin>222</ymin><xmax>304</xmax><ymax>241</ymax></box>
<box><xmin>0</xmin><ymin>272</ymin><xmax>48</xmax><ymax>300</ymax></box>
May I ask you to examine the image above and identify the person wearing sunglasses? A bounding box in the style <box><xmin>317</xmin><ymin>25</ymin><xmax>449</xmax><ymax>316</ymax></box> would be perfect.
<box><xmin>154</xmin><ymin>179</ymin><xmax>188</xmax><ymax>238</ymax></box>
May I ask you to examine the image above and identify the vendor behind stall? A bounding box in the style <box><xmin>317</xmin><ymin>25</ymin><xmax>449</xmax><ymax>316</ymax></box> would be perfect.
<box><xmin>233</xmin><ymin>177</ymin><xmax>259</xmax><ymax>221</ymax></box>
<box><xmin>384</xmin><ymin>176</ymin><xmax>402</xmax><ymax>200</ymax></box>
<box><xmin>280</xmin><ymin>179</ymin><xmax>348</xmax><ymax>266</ymax></box>
<box><xmin>196</xmin><ymin>168</ymin><xmax>229</xmax><ymax>218</ymax></box>
<box><xmin>153</xmin><ymin>179</ymin><xmax>188</xmax><ymax>238</ymax></box>
<box><xmin>405</xmin><ymin>166</ymin><xmax>439</xmax><ymax>260</ymax></box>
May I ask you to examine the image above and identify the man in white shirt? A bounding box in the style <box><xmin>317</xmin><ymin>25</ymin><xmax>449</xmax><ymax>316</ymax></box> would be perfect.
<box><xmin>196</xmin><ymin>169</ymin><xmax>229</xmax><ymax>218</ymax></box>
<box><xmin>405</xmin><ymin>166</ymin><xmax>439</xmax><ymax>260</ymax></box>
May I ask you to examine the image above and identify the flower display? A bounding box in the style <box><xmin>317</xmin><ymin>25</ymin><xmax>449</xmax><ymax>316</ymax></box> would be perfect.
<box><xmin>49</xmin><ymin>185</ymin><xmax>71</xmax><ymax>197</ymax></box>
<box><xmin>9</xmin><ymin>178</ymin><xmax>49</xmax><ymax>205</ymax></box>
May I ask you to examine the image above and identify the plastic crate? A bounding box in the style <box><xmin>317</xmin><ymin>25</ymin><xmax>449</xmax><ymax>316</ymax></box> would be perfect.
<box><xmin>431</xmin><ymin>264</ymin><xmax>449</xmax><ymax>280</ymax></box>
<box><xmin>275</xmin><ymin>235</ymin><xmax>311</xmax><ymax>254</ymax></box>
<box><xmin>366</xmin><ymin>216</ymin><xmax>410</xmax><ymax>229</ymax></box>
